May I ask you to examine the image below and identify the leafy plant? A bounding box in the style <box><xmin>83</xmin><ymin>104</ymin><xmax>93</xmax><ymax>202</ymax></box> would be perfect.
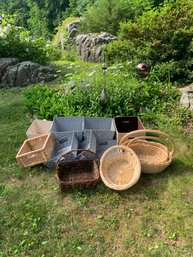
<box><xmin>0</xmin><ymin>18</ymin><xmax>61</xmax><ymax>64</ymax></box>
<box><xmin>106</xmin><ymin>0</ymin><xmax>193</xmax><ymax>83</ymax></box>
<box><xmin>24</xmin><ymin>65</ymin><xmax>187</xmax><ymax>126</ymax></box>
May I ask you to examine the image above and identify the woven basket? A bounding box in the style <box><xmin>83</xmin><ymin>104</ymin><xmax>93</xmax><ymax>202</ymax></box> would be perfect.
<box><xmin>119</xmin><ymin>129</ymin><xmax>175</xmax><ymax>174</ymax></box>
<box><xmin>16</xmin><ymin>133</ymin><xmax>55</xmax><ymax>167</ymax></box>
<box><xmin>56</xmin><ymin>149</ymin><xmax>100</xmax><ymax>190</ymax></box>
<box><xmin>26</xmin><ymin>119</ymin><xmax>53</xmax><ymax>138</ymax></box>
<box><xmin>100</xmin><ymin>145</ymin><xmax>141</xmax><ymax>190</ymax></box>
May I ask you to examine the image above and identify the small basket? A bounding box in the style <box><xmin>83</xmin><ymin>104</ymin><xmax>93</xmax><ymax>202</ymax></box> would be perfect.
<box><xmin>56</xmin><ymin>149</ymin><xmax>100</xmax><ymax>190</ymax></box>
<box><xmin>100</xmin><ymin>145</ymin><xmax>141</xmax><ymax>190</ymax></box>
<box><xmin>26</xmin><ymin>119</ymin><xmax>53</xmax><ymax>138</ymax></box>
<box><xmin>119</xmin><ymin>129</ymin><xmax>175</xmax><ymax>174</ymax></box>
<box><xmin>16</xmin><ymin>133</ymin><xmax>55</xmax><ymax>167</ymax></box>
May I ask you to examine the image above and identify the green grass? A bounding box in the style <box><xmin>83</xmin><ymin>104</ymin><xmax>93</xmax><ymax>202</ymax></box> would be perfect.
<box><xmin>0</xmin><ymin>69</ymin><xmax>193</xmax><ymax>257</ymax></box>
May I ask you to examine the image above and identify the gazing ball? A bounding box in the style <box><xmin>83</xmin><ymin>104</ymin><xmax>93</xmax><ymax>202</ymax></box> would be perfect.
<box><xmin>136</xmin><ymin>63</ymin><xmax>149</xmax><ymax>76</ymax></box>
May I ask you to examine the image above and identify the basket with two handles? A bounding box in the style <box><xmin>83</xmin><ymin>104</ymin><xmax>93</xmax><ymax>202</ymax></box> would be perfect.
<box><xmin>119</xmin><ymin>129</ymin><xmax>175</xmax><ymax>174</ymax></box>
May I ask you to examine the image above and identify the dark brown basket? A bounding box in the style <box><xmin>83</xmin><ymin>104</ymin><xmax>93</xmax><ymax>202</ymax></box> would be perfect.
<box><xmin>56</xmin><ymin>149</ymin><xmax>100</xmax><ymax>190</ymax></box>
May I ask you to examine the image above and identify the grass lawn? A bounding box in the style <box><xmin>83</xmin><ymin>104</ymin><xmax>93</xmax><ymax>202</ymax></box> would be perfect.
<box><xmin>0</xmin><ymin>76</ymin><xmax>193</xmax><ymax>256</ymax></box>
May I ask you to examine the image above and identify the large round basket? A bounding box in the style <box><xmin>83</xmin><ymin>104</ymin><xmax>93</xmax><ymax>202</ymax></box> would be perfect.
<box><xmin>119</xmin><ymin>129</ymin><xmax>175</xmax><ymax>174</ymax></box>
<box><xmin>100</xmin><ymin>145</ymin><xmax>141</xmax><ymax>190</ymax></box>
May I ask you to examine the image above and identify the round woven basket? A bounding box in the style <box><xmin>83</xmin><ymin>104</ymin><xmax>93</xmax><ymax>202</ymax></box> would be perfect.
<box><xmin>100</xmin><ymin>145</ymin><xmax>141</xmax><ymax>190</ymax></box>
<box><xmin>119</xmin><ymin>129</ymin><xmax>175</xmax><ymax>174</ymax></box>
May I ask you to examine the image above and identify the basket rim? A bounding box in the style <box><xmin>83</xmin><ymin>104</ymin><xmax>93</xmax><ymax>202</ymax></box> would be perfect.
<box><xmin>100</xmin><ymin>145</ymin><xmax>141</xmax><ymax>190</ymax></box>
<box><xmin>119</xmin><ymin>129</ymin><xmax>175</xmax><ymax>159</ymax></box>
<box><xmin>56</xmin><ymin>159</ymin><xmax>100</xmax><ymax>186</ymax></box>
<box><xmin>16</xmin><ymin>133</ymin><xmax>53</xmax><ymax>158</ymax></box>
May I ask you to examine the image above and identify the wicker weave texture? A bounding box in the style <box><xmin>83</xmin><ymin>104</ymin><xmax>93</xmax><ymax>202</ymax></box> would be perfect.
<box><xmin>119</xmin><ymin>129</ymin><xmax>175</xmax><ymax>174</ymax></box>
<box><xmin>56</xmin><ymin>149</ymin><xmax>100</xmax><ymax>189</ymax></box>
<box><xmin>26</xmin><ymin>119</ymin><xmax>53</xmax><ymax>138</ymax></box>
<box><xmin>100</xmin><ymin>145</ymin><xmax>141</xmax><ymax>190</ymax></box>
<box><xmin>16</xmin><ymin>133</ymin><xmax>55</xmax><ymax>167</ymax></box>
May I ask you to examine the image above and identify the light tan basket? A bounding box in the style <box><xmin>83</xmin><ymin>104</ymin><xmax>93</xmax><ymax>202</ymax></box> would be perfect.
<box><xmin>119</xmin><ymin>129</ymin><xmax>175</xmax><ymax>174</ymax></box>
<box><xmin>100</xmin><ymin>145</ymin><xmax>141</xmax><ymax>190</ymax></box>
<box><xmin>16</xmin><ymin>133</ymin><xmax>55</xmax><ymax>167</ymax></box>
<box><xmin>26</xmin><ymin>119</ymin><xmax>53</xmax><ymax>138</ymax></box>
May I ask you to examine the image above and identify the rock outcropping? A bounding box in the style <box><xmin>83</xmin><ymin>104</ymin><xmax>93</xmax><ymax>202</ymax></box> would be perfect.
<box><xmin>75</xmin><ymin>32</ymin><xmax>117</xmax><ymax>62</ymax></box>
<box><xmin>67</xmin><ymin>20</ymin><xmax>81</xmax><ymax>41</ymax></box>
<box><xmin>180</xmin><ymin>85</ymin><xmax>193</xmax><ymax>111</ymax></box>
<box><xmin>0</xmin><ymin>58</ymin><xmax>56</xmax><ymax>87</ymax></box>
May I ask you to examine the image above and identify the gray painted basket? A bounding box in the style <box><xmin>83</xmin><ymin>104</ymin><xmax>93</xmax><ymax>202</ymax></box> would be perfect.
<box><xmin>84</xmin><ymin>117</ymin><xmax>116</xmax><ymax>143</ymax></box>
<box><xmin>51</xmin><ymin>116</ymin><xmax>84</xmax><ymax>134</ymax></box>
<box><xmin>75</xmin><ymin>130</ymin><xmax>96</xmax><ymax>159</ymax></box>
<box><xmin>44</xmin><ymin>132</ymin><xmax>78</xmax><ymax>169</ymax></box>
<box><xmin>26</xmin><ymin>119</ymin><xmax>53</xmax><ymax>138</ymax></box>
<box><xmin>96</xmin><ymin>139</ymin><xmax>117</xmax><ymax>158</ymax></box>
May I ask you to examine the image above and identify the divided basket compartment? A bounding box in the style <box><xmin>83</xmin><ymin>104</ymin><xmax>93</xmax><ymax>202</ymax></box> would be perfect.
<box><xmin>16</xmin><ymin>133</ymin><xmax>55</xmax><ymax>167</ymax></box>
<box><xmin>119</xmin><ymin>129</ymin><xmax>175</xmax><ymax>174</ymax></box>
<box><xmin>114</xmin><ymin>116</ymin><xmax>144</xmax><ymax>143</ymax></box>
<box><xmin>44</xmin><ymin>132</ymin><xmax>78</xmax><ymax>169</ymax></box>
<box><xmin>56</xmin><ymin>149</ymin><xmax>100</xmax><ymax>190</ymax></box>
<box><xmin>26</xmin><ymin>119</ymin><xmax>53</xmax><ymax>138</ymax></box>
<box><xmin>51</xmin><ymin>116</ymin><xmax>84</xmax><ymax>134</ymax></box>
<box><xmin>84</xmin><ymin>117</ymin><xmax>115</xmax><ymax>143</ymax></box>
<box><xmin>76</xmin><ymin>130</ymin><xmax>97</xmax><ymax>158</ymax></box>
<box><xmin>100</xmin><ymin>145</ymin><xmax>141</xmax><ymax>190</ymax></box>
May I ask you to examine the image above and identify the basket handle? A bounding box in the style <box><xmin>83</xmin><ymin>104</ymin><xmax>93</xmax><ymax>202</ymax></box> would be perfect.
<box><xmin>57</xmin><ymin>149</ymin><xmax>99</xmax><ymax>164</ymax></box>
<box><xmin>100</xmin><ymin>145</ymin><xmax>136</xmax><ymax>164</ymax></box>
<box><xmin>126</xmin><ymin>135</ymin><xmax>171</xmax><ymax>160</ymax></box>
<box><xmin>119</xmin><ymin>129</ymin><xmax>175</xmax><ymax>158</ymax></box>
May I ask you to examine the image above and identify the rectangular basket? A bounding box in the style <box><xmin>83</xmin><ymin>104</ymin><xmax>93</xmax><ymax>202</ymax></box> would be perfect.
<box><xmin>16</xmin><ymin>133</ymin><xmax>55</xmax><ymax>167</ymax></box>
<box><xmin>57</xmin><ymin>159</ymin><xmax>100</xmax><ymax>190</ymax></box>
<box><xmin>51</xmin><ymin>116</ymin><xmax>84</xmax><ymax>134</ymax></box>
<box><xmin>114</xmin><ymin>116</ymin><xmax>145</xmax><ymax>143</ymax></box>
<box><xmin>44</xmin><ymin>132</ymin><xmax>78</xmax><ymax>169</ymax></box>
<box><xmin>84</xmin><ymin>117</ymin><xmax>115</xmax><ymax>143</ymax></box>
<box><xmin>26</xmin><ymin>119</ymin><xmax>53</xmax><ymax>138</ymax></box>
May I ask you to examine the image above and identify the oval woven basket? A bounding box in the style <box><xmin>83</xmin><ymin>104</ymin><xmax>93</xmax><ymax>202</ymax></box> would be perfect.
<box><xmin>100</xmin><ymin>145</ymin><xmax>141</xmax><ymax>190</ymax></box>
<box><xmin>119</xmin><ymin>129</ymin><xmax>175</xmax><ymax>174</ymax></box>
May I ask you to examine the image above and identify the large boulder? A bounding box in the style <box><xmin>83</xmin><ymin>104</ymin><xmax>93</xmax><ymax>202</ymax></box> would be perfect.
<box><xmin>75</xmin><ymin>32</ymin><xmax>117</xmax><ymax>62</ymax></box>
<box><xmin>0</xmin><ymin>58</ymin><xmax>19</xmax><ymax>81</ymax></box>
<box><xmin>0</xmin><ymin>60</ymin><xmax>57</xmax><ymax>87</ymax></box>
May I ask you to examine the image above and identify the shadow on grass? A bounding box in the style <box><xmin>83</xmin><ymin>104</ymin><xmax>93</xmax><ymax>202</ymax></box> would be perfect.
<box><xmin>54</xmin><ymin>157</ymin><xmax>193</xmax><ymax>202</ymax></box>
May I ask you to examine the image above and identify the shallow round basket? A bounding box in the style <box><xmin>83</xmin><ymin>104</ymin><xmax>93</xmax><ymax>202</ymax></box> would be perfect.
<box><xmin>100</xmin><ymin>145</ymin><xmax>141</xmax><ymax>190</ymax></box>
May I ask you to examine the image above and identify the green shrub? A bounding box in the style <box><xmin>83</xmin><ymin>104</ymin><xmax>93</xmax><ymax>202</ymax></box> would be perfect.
<box><xmin>0</xmin><ymin>22</ymin><xmax>61</xmax><ymax>64</ymax></box>
<box><xmin>79</xmin><ymin>0</ymin><xmax>152</xmax><ymax>35</ymax></box>
<box><xmin>24</xmin><ymin>67</ymin><xmax>185</xmax><ymax>123</ymax></box>
<box><xmin>106</xmin><ymin>0</ymin><xmax>193</xmax><ymax>83</ymax></box>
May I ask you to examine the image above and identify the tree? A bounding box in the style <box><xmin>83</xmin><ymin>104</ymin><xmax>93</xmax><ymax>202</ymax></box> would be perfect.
<box><xmin>79</xmin><ymin>0</ymin><xmax>152</xmax><ymax>35</ymax></box>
